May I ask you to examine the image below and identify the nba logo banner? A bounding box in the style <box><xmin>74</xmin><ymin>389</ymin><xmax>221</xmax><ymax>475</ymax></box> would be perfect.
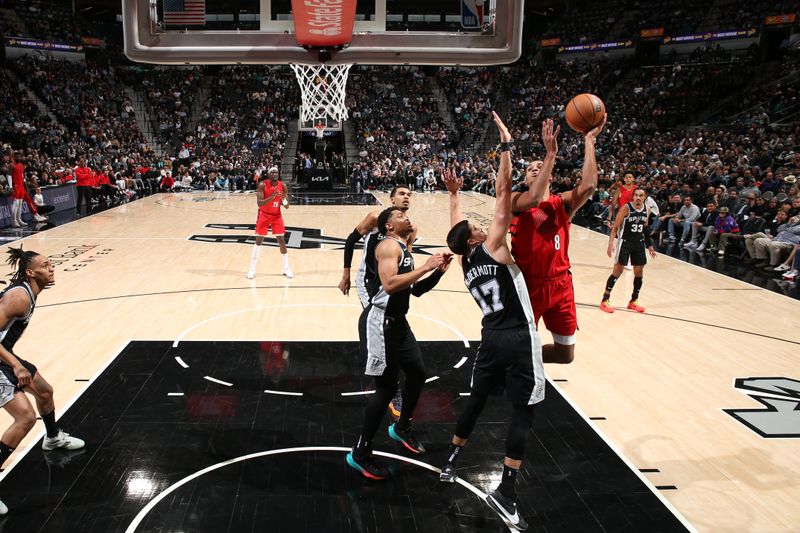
<box><xmin>461</xmin><ymin>0</ymin><xmax>483</xmax><ymax>29</ymax></box>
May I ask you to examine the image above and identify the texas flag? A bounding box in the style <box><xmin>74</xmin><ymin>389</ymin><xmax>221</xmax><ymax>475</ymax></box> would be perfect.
<box><xmin>163</xmin><ymin>0</ymin><xmax>205</xmax><ymax>25</ymax></box>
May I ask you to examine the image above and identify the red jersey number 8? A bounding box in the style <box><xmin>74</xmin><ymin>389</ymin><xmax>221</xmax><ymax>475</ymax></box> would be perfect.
<box><xmin>554</xmin><ymin>235</ymin><xmax>561</xmax><ymax>250</ymax></box>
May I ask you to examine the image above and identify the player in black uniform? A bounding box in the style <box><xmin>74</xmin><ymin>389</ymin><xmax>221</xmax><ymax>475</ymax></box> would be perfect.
<box><xmin>339</xmin><ymin>186</ymin><xmax>414</xmax><ymax>419</ymax></box>
<box><xmin>600</xmin><ymin>188</ymin><xmax>657</xmax><ymax>313</ymax></box>
<box><xmin>440</xmin><ymin>112</ymin><xmax>543</xmax><ymax>531</ymax></box>
<box><xmin>346</xmin><ymin>207</ymin><xmax>450</xmax><ymax>480</ymax></box>
<box><xmin>0</xmin><ymin>247</ymin><xmax>85</xmax><ymax>515</ymax></box>
<box><xmin>338</xmin><ymin>186</ymin><xmax>414</xmax><ymax>306</ymax></box>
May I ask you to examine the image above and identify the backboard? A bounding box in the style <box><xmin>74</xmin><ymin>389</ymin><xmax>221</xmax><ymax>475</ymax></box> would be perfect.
<box><xmin>122</xmin><ymin>0</ymin><xmax>524</xmax><ymax>66</ymax></box>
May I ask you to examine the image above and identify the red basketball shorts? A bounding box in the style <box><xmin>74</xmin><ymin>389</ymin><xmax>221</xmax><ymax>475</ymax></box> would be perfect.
<box><xmin>255</xmin><ymin>212</ymin><xmax>285</xmax><ymax>236</ymax></box>
<box><xmin>527</xmin><ymin>272</ymin><xmax>577</xmax><ymax>345</ymax></box>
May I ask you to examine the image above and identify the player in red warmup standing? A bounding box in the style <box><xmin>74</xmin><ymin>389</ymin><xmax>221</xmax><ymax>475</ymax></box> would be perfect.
<box><xmin>9</xmin><ymin>152</ymin><xmax>46</xmax><ymax>227</ymax></box>
<box><xmin>510</xmin><ymin>114</ymin><xmax>606</xmax><ymax>364</ymax></box>
<box><xmin>247</xmin><ymin>167</ymin><xmax>293</xmax><ymax>279</ymax></box>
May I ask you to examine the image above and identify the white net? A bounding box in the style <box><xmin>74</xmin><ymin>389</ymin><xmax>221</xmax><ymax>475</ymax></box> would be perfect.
<box><xmin>291</xmin><ymin>64</ymin><xmax>352</xmax><ymax>126</ymax></box>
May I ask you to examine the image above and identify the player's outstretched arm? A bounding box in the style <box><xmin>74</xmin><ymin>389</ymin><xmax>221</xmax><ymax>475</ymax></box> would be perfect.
<box><xmin>443</xmin><ymin>166</ymin><xmax>464</xmax><ymax>228</ymax></box>
<box><xmin>486</xmin><ymin>112</ymin><xmax>514</xmax><ymax>262</ymax></box>
<box><xmin>338</xmin><ymin>211</ymin><xmax>378</xmax><ymax>295</ymax></box>
<box><xmin>511</xmin><ymin>119</ymin><xmax>559</xmax><ymax>213</ymax></box>
<box><xmin>607</xmin><ymin>203</ymin><xmax>628</xmax><ymax>258</ymax></box>
<box><xmin>377</xmin><ymin>240</ymin><xmax>444</xmax><ymax>295</ymax></box>
<box><xmin>566</xmin><ymin>113</ymin><xmax>606</xmax><ymax>218</ymax></box>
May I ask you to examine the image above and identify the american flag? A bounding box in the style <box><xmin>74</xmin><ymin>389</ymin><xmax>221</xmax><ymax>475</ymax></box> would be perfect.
<box><xmin>163</xmin><ymin>0</ymin><xmax>205</xmax><ymax>25</ymax></box>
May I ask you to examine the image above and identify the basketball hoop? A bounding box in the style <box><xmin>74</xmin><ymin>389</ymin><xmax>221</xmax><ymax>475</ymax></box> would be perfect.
<box><xmin>291</xmin><ymin>63</ymin><xmax>352</xmax><ymax>126</ymax></box>
<box><xmin>314</xmin><ymin>123</ymin><xmax>325</xmax><ymax>139</ymax></box>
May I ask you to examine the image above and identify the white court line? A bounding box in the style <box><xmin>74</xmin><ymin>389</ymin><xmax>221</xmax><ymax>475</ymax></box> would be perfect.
<box><xmin>167</xmin><ymin>393</ymin><xmax>184</xmax><ymax>397</ymax></box>
<box><xmin>425</xmin><ymin>376</ymin><xmax>440</xmax><ymax>384</ymax></box>
<box><xmin>203</xmin><ymin>376</ymin><xmax>233</xmax><ymax>387</ymax></box>
<box><xmin>0</xmin><ymin>339</ymin><xmax>131</xmax><ymax>483</ymax></box>
<box><xmin>340</xmin><ymin>390</ymin><xmax>375</xmax><ymax>397</ymax></box>
<box><xmin>174</xmin><ymin>356</ymin><xmax>189</xmax><ymax>368</ymax></box>
<box><xmin>459</xmin><ymin>392</ymin><xmax>471</xmax><ymax>396</ymax></box>
<box><xmin>453</xmin><ymin>356</ymin><xmax>468</xmax><ymax>369</ymax></box>
<box><xmin>263</xmin><ymin>389</ymin><xmax>303</xmax><ymax>397</ymax></box>
<box><xmin>547</xmin><ymin>377</ymin><xmax>697</xmax><ymax>532</ymax></box>
<box><xmin>124</xmin><ymin>446</ymin><xmax>501</xmax><ymax>533</ymax></box>
<box><xmin>171</xmin><ymin>303</ymin><xmax>472</xmax><ymax>349</ymax></box>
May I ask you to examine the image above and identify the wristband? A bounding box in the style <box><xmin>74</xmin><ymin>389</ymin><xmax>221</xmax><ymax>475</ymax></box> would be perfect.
<box><xmin>499</xmin><ymin>142</ymin><xmax>512</xmax><ymax>152</ymax></box>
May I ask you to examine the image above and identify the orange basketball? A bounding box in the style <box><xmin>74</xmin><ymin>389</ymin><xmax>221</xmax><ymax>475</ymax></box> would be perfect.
<box><xmin>565</xmin><ymin>93</ymin><xmax>606</xmax><ymax>133</ymax></box>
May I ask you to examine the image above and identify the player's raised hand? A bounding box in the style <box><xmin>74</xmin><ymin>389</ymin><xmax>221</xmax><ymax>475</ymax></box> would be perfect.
<box><xmin>492</xmin><ymin>111</ymin><xmax>512</xmax><ymax>143</ymax></box>
<box><xmin>542</xmin><ymin>118</ymin><xmax>560</xmax><ymax>156</ymax></box>
<box><xmin>438</xmin><ymin>253</ymin><xmax>454</xmax><ymax>273</ymax></box>
<box><xmin>586</xmin><ymin>113</ymin><xmax>607</xmax><ymax>142</ymax></box>
<box><xmin>443</xmin><ymin>166</ymin><xmax>463</xmax><ymax>195</ymax></box>
<box><xmin>423</xmin><ymin>253</ymin><xmax>446</xmax><ymax>272</ymax></box>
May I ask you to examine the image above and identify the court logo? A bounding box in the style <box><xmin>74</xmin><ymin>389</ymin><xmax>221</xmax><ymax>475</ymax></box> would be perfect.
<box><xmin>724</xmin><ymin>377</ymin><xmax>800</xmax><ymax>438</ymax></box>
<box><xmin>189</xmin><ymin>224</ymin><xmax>441</xmax><ymax>254</ymax></box>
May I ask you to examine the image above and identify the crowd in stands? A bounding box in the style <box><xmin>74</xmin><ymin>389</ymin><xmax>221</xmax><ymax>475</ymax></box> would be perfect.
<box><xmin>129</xmin><ymin>66</ymin><xmax>204</xmax><ymax>150</ymax></box>
<box><xmin>13</xmin><ymin>56</ymin><xmax>151</xmax><ymax>160</ymax></box>
<box><xmin>184</xmin><ymin>65</ymin><xmax>295</xmax><ymax>190</ymax></box>
<box><xmin>542</xmin><ymin>0</ymin><xmax>798</xmax><ymax>44</ymax></box>
<box><xmin>347</xmin><ymin>66</ymin><xmax>456</xmax><ymax>192</ymax></box>
<box><xmin>12</xmin><ymin>0</ymin><xmax>102</xmax><ymax>46</ymax></box>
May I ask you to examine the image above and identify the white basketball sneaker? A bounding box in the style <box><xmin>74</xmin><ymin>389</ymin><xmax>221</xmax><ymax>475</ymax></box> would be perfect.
<box><xmin>283</xmin><ymin>266</ymin><xmax>294</xmax><ymax>278</ymax></box>
<box><xmin>0</xmin><ymin>498</ymin><xmax>7</xmax><ymax>515</ymax></box>
<box><xmin>42</xmin><ymin>430</ymin><xmax>85</xmax><ymax>451</ymax></box>
<box><xmin>246</xmin><ymin>270</ymin><xmax>255</xmax><ymax>279</ymax></box>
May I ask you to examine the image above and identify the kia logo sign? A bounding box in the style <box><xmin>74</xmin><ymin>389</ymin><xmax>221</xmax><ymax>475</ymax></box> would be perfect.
<box><xmin>311</xmin><ymin>176</ymin><xmax>329</xmax><ymax>182</ymax></box>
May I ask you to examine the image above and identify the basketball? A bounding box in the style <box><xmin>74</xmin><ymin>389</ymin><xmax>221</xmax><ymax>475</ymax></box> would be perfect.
<box><xmin>565</xmin><ymin>93</ymin><xmax>606</xmax><ymax>133</ymax></box>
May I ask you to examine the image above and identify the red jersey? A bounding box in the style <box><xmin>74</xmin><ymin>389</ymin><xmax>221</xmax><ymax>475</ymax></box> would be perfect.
<box><xmin>617</xmin><ymin>184</ymin><xmax>637</xmax><ymax>207</ymax></box>
<box><xmin>75</xmin><ymin>166</ymin><xmax>95</xmax><ymax>187</ymax></box>
<box><xmin>259</xmin><ymin>180</ymin><xmax>285</xmax><ymax>216</ymax></box>
<box><xmin>11</xmin><ymin>162</ymin><xmax>24</xmax><ymax>189</ymax></box>
<box><xmin>511</xmin><ymin>194</ymin><xmax>571</xmax><ymax>279</ymax></box>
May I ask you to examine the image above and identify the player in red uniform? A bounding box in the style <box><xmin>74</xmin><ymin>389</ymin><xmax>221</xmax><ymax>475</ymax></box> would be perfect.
<box><xmin>510</xmin><ymin>114</ymin><xmax>606</xmax><ymax>364</ymax></box>
<box><xmin>9</xmin><ymin>152</ymin><xmax>46</xmax><ymax>227</ymax></box>
<box><xmin>247</xmin><ymin>167</ymin><xmax>293</xmax><ymax>279</ymax></box>
<box><xmin>606</xmin><ymin>172</ymin><xmax>637</xmax><ymax>227</ymax></box>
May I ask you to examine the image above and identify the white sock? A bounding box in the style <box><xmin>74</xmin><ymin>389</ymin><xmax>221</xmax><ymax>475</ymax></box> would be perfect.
<box><xmin>282</xmin><ymin>253</ymin><xmax>289</xmax><ymax>269</ymax></box>
<box><xmin>249</xmin><ymin>245</ymin><xmax>261</xmax><ymax>272</ymax></box>
<box><xmin>13</xmin><ymin>200</ymin><xmax>23</xmax><ymax>224</ymax></box>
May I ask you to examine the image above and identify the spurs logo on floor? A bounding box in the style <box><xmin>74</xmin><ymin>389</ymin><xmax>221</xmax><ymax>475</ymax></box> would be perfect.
<box><xmin>189</xmin><ymin>224</ymin><xmax>442</xmax><ymax>254</ymax></box>
<box><xmin>724</xmin><ymin>377</ymin><xmax>800</xmax><ymax>438</ymax></box>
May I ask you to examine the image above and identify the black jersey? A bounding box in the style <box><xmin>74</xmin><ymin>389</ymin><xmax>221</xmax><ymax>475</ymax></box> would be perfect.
<box><xmin>0</xmin><ymin>281</ymin><xmax>35</xmax><ymax>351</ymax></box>
<box><xmin>370</xmin><ymin>238</ymin><xmax>413</xmax><ymax>317</ymax></box>
<box><xmin>355</xmin><ymin>228</ymin><xmax>384</xmax><ymax>307</ymax></box>
<box><xmin>463</xmin><ymin>245</ymin><xmax>533</xmax><ymax>330</ymax></box>
<box><xmin>619</xmin><ymin>202</ymin><xmax>648</xmax><ymax>244</ymax></box>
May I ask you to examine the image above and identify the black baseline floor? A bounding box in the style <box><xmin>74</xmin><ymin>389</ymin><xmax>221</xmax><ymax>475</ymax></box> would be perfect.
<box><xmin>0</xmin><ymin>341</ymin><xmax>688</xmax><ymax>533</ymax></box>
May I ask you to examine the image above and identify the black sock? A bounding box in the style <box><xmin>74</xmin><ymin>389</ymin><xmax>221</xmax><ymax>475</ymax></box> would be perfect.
<box><xmin>603</xmin><ymin>275</ymin><xmax>619</xmax><ymax>300</ymax></box>
<box><xmin>446</xmin><ymin>443</ymin><xmax>463</xmax><ymax>465</ymax></box>
<box><xmin>354</xmin><ymin>436</ymin><xmax>370</xmax><ymax>458</ymax></box>
<box><xmin>0</xmin><ymin>441</ymin><xmax>14</xmax><ymax>466</ymax></box>
<box><xmin>632</xmin><ymin>277</ymin><xmax>643</xmax><ymax>301</ymax></box>
<box><xmin>498</xmin><ymin>464</ymin><xmax>519</xmax><ymax>498</ymax></box>
<box><xmin>42</xmin><ymin>411</ymin><xmax>59</xmax><ymax>438</ymax></box>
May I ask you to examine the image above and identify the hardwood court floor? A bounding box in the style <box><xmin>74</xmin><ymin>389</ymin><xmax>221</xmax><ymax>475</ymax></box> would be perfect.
<box><xmin>0</xmin><ymin>191</ymin><xmax>797</xmax><ymax>532</ymax></box>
